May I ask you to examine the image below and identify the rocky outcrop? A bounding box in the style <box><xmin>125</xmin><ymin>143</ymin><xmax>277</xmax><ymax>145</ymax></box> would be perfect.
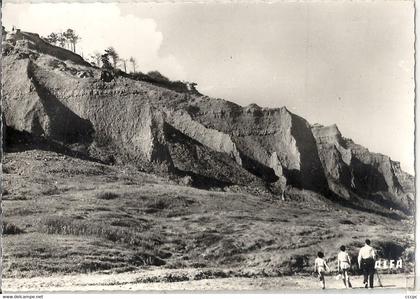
<box><xmin>164</xmin><ymin>109</ymin><xmax>242</xmax><ymax>165</ymax></box>
<box><xmin>2</xmin><ymin>53</ymin><xmax>173</xmax><ymax>170</ymax></box>
<box><xmin>2</xmin><ymin>58</ymin><xmax>94</xmax><ymax>144</ymax></box>
<box><xmin>163</xmin><ymin>122</ymin><xmax>266</xmax><ymax>189</ymax></box>
<box><xmin>312</xmin><ymin>124</ymin><xmax>415</xmax><ymax>214</ymax></box>
<box><xmin>187</xmin><ymin>99</ymin><xmax>328</xmax><ymax>192</ymax></box>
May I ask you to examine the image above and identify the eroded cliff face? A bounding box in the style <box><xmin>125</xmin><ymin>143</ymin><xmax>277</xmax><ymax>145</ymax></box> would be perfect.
<box><xmin>2</xmin><ymin>31</ymin><xmax>266</xmax><ymax>189</ymax></box>
<box><xmin>185</xmin><ymin>99</ymin><xmax>328</xmax><ymax>192</ymax></box>
<box><xmin>1</xmin><ymin>31</ymin><xmax>414</xmax><ymax>215</ymax></box>
<box><xmin>312</xmin><ymin>124</ymin><xmax>414</xmax><ymax>214</ymax></box>
<box><xmin>2</xmin><ymin>54</ymin><xmax>174</xmax><ymax>171</ymax></box>
<box><xmin>164</xmin><ymin>109</ymin><xmax>243</xmax><ymax>166</ymax></box>
<box><xmin>2</xmin><ymin>58</ymin><xmax>93</xmax><ymax>144</ymax></box>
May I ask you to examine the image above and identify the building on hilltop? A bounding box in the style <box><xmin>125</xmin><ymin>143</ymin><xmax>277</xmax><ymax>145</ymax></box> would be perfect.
<box><xmin>5</xmin><ymin>27</ymin><xmax>22</xmax><ymax>45</ymax></box>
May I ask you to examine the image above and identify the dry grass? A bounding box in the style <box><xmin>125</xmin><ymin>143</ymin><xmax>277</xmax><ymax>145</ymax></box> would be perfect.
<box><xmin>40</xmin><ymin>216</ymin><xmax>138</xmax><ymax>243</ymax></box>
<box><xmin>2</xmin><ymin>150</ymin><xmax>415</xmax><ymax>278</ymax></box>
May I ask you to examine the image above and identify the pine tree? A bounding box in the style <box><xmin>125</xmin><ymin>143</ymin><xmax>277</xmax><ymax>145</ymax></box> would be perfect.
<box><xmin>105</xmin><ymin>47</ymin><xmax>119</xmax><ymax>68</ymax></box>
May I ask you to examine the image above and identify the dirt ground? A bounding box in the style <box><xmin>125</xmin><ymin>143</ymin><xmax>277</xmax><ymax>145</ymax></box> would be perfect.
<box><xmin>2</xmin><ymin>268</ymin><xmax>414</xmax><ymax>292</ymax></box>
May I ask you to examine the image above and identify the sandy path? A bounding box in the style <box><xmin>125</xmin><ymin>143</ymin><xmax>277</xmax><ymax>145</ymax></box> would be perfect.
<box><xmin>2</xmin><ymin>269</ymin><xmax>414</xmax><ymax>292</ymax></box>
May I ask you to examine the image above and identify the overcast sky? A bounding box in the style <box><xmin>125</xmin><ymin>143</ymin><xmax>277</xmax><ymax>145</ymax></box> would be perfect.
<box><xmin>3</xmin><ymin>1</ymin><xmax>415</xmax><ymax>174</ymax></box>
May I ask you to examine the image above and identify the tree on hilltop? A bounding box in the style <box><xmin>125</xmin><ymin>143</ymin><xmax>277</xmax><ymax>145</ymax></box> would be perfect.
<box><xmin>101</xmin><ymin>53</ymin><xmax>112</xmax><ymax>70</ymax></box>
<box><xmin>57</xmin><ymin>33</ymin><xmax>67</xmax><ymax>48</ymax></box>
<box><xmin>44</xmin><ymin>29</ymin><xmax>80</xmax><ymax>53</ymax></box>
<box><xmin>62</xmin><ymin>29</ymin><xmax>80</xmax><ymax>52</ymax></box>
<box><xmin>129</xmin><ymin>57</ymin><xmax>137</xmax><ymax>73</ymax></box>
<box><xmin>44</xmin><ymin>32</ymin><xmax>59</xmax><ymax>45</ymax></box>
<box><xmin>119</xmin><ymin>58</ymin><xmax>127</xmax><ymax>73</ymax></box>
<box><xmin>90</xmin><ymin>52</ymin><xmax>102</xmax><ymax>67</ymax></box>
<box><xmin>105</xmin><ymin>47</ymin><xmax>119</xmax><ymax>68</ymax></box>
<box><xmin>100</xmin><ymin>53</ymin><xmax>116</xmax><ymax>82</ymax></box>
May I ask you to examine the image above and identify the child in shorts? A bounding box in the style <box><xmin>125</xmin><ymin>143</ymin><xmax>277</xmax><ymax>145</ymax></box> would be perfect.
<box><xmin>337</xmin><ymin>245</ymin><xmax>352</xmax><ymax>288</ymax></box>
<box><xmin>314</xmin><ymin>251</ymin><xmax>330</xmax><ymax>289</ymax></box>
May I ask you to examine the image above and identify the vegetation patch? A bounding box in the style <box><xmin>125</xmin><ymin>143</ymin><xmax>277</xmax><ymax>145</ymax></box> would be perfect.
<box><xmin>39</xmin><ymin>216</ymin><xmax>157</xmax><ymax>248</ymax></box>
<box><xmin>96</xmin><ymin>191</ymin><xmax>119</xmax><ymax>200</ymax></box>
<box><xmin>194</xmin><ymin>270</ymin><xmax>229</xmax><ymax>280</ymax></box>
<box><xmin>3</xmin><ymin>222</ymin><xmax>25</xmax><ymax>235</ymax></box>
<box><xmin>41</xmin><ymin>187</ymin><xmax>61</xmax><ymax>196</ymax></box>
<box><xmin>339</xmin><ymin>219</ymin><xmax>355</xmax><ymax>225</ymax></box>
<box><xmin>135</xmin><ymin>273</ymin><xmax>190</xmax><ymax>284</ymax></box>
<box><xmin>2</xmin><ymin>195</ymin><xmax>29</xmax><ymax>201</ymax></box>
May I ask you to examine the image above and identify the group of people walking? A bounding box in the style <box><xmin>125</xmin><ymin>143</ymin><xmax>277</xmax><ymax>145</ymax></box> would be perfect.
<box><xmin>314</xmin><ymin>239</ymin><xmax>376</xmax><ymax>289</ymax></box>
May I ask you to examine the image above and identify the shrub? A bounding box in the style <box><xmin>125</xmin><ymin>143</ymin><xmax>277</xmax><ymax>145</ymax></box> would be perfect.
<box><xmin>163</xmin><ymin>273</ymin><xmax>189</xmax><ymax>282</ymax></box>
<box><xmin>41</xmin><ymin>187</ymin><xmax>60</xmax><ymax>196</ymax></box>
<box><xmin>339</xmin><ymin>219</ymin><xmax>355</xmax><ymax>225</ymax></box>
<box><xmin>96</xmin><ymin>191</ymin><xmax>119</xmax><ymax>200</ymax></box>
<box><xmin>78</xmin><ymin>261</ymin><xmax>114</xmax><ymax>273</ymax></box>
<box><xmin>129</xmin><ymin>253</ymin><xmax>165</xmax><ymax>266</ymax></box>
<box><xmin>129</xmin><ymin>71</ymin><xmax>149</xmax><ymax>81</ymax></box>
<box><xmin>127</xmin><ymin>71</ymin><xmax>198</xmax><ymax>94</ymax></box>
<box><xmin>194</xmin><ymin>270</ymin><xmax>229</xmax><ymax>280</ymax></box>
<box><xmin>147</xmin><ymin>71</ymin><xmax>169</xmax><ymax>83</ymax></box>
<box><xmin>147</xmin><ymin>198</ymin><xmax>168</xmax><ymax>210</ymax></box>
<box><xmin>283</xmin><ymin>255</ymin><xmax>310</xmax><ymax>274</ymax></box>
<box><xmin>3</xmin><ymin>222</ymin><xmax>24</xmax><ymax>234</ymax></box>
<box><xmin>48</xmin><ymin>59</ymin><xmax>66</xmax><ymax>69</ymax></box>
<box><xmin>376</xmin><ymin>241</ymin><xmax>405</xmax><ymax>260</ymax></box>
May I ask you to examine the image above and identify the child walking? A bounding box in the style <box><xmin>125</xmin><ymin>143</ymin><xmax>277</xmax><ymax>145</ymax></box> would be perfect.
<box><xmin>314</xmin><ymin>251</ymin><xmax>330</xmax><ymax>289</ymax></box>
<box><xmin>337</xmin><ymin>245</ymin><xmax>352</xmax><ymax>288</ymax></box>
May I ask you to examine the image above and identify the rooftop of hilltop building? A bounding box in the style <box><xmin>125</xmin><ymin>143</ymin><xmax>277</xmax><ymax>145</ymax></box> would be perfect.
<box><xmin>3</xmin><ymin>26</ymin><xmax>23</xmax><ymax>42</ymax></box>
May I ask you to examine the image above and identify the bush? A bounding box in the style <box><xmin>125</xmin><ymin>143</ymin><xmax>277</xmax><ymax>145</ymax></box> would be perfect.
<box><xmin>376</xmin><ymin>241</ymin><xmax>405</xmax><ymax>260</ymax></box>
<box><xmin>127</xmin><ymin>71</ymin><xmax>199</xmax><ymax>94</ymax></box>
<box><xmin>130</xmin><ymin>253</ymin><xmax>166</xmax><ymax>266</ymax></box>
<box><xmin>41</xmin><ymin>187</ymin><xmax>60</xmax><ymax>196</ymax></box>
<box><xmin>48</xmin><ymin>59</ymin><xmax>66</xmax><ymax>69</ymax></box>
<box><xmin>163</xmin><ymin>273</ymin><xmax>190</xmax><ymax>282</ymax></box>
<box><xmin>3</xmin><ymin>222</ymin><xmax>24</xmax><ymax>234</ymax></box>
<box><xmin>283</xmin><ymin>255</ymin><xmax>310</xmax><ymax>274</ymax></box>
<box><xmin>96</xmin><ymin>191</ymin><xmax>119</xmax><ymax>200</ymax></box>
<box><xmin>129</xmin><ymin>71</ymin><xmax>149</xmax><ymax>81</ymax></box>
<box><xmin>339</xmin><ymin>219</ymin><xmax>355</xmax><ymax>225</ymax></box>
<box><xmin>147</xmin><ymin>198</ymin><xmax>168</xmax><ymax>210</ymax></box>
<box><xmin>147</xmin><ymin>71</ymin><xmax>169</xmax><ymax>83</ymax></box>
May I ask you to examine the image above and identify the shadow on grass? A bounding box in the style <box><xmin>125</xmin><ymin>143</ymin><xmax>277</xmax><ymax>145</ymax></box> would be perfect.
<box><xmin>325</xmin><ymin>190</ymin><xmax>405</xmax><ymax>221</ymax></box>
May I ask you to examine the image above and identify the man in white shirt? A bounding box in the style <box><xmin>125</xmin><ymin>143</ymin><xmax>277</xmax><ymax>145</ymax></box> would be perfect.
<box><xmin>358</xmin><ymin>239</ymin><xmax>376</xmax><ymax>288</ymax></box>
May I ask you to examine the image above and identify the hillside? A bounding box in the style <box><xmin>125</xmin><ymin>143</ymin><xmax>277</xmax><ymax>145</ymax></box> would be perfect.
<box><xmin>2</xmin><ymin>149</ymin><xmax>414</xmax><ymax>280</ymax></box>
<box><xmin>1</xmin><ymin>30</ymin><xmax>415</xmax><ymax>287</ymax></box>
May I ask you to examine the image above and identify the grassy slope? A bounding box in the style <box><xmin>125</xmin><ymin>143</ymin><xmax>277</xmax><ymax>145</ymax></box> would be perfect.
<box><xmin>2</xmin><ymin>149</ymin><xmax>414</xmax><ymax>279</ymax></box>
